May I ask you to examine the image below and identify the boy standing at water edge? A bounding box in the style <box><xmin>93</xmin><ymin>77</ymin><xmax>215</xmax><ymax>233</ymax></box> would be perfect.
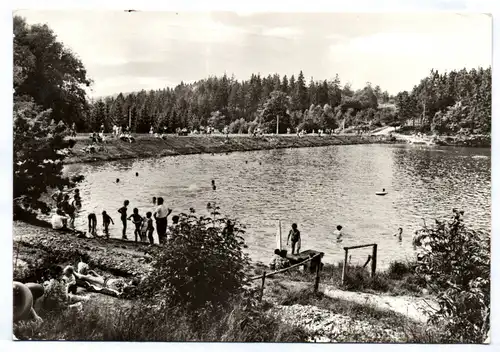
<box><xmin>154</xmin><ymin>197</ymin><xmax>172</xmax><ymax>244</ymax></box>
<box><xmin>118</xmin><ymin>200</ymin><xmax>130</xmax><ymax>240</ymax></box>
<box><xmin>128</xmin><ymin>208</ymin><xmax>143</xmax><ymax>242</ymax></box>
<box><xmin>286</xmin><ymin>223</ymin><xmax>301</xmax><ymax>255</ymax></box>
<box><xmin>145</xmin><ymin>212</ymin><xmax>155</xmax><ymax>244</ymax></box>
<box><xmin>102</xmin><ymin>211</ymin><xmax>114</xmax><ymax>237</ymax></box>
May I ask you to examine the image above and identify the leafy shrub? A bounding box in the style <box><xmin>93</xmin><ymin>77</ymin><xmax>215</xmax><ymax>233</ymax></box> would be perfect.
<box><xmin>413</xmin><ymin>214</ymin><xmax>490</xmax><ymax>343</ymax></box>
<box><xmin>387</xmin><ymin>261</ymin><xmax>414</xmax><ymax>280</ymax></box>
<box><xmin>142</xmin><ymin>208</ymin><xmax>250</xmax><ymax>312</ymax></box>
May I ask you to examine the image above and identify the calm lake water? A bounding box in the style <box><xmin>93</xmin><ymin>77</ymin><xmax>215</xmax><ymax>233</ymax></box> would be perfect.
<box><xmin>64</xmin><ymin>144</ymin><xmax>491</xmax><ymax>269</ymax></box>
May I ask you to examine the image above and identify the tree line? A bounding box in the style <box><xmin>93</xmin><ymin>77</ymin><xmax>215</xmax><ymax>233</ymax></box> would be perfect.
<box><xmin>14</xmin><ymin>15</ymin><xmax>491</xmax><ymax>139</ymax></box>
<box><xmin>88</xmin><ymin>72</ymin><xmax>397</xmax><ymax>135</ymax></box>
<box><xmin>395</xmin><ymin>67</ymin><xmax>491</xmax><ymax>135</ymax></box>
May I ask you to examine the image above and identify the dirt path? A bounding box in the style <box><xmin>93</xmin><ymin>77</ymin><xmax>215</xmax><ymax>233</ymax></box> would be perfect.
<box><xmin>322</xmin><ymin>286</ymin><xmax>438</xmax><ymax>323</ymax></box>
<box><xmin>267</xmin><ymin>279</ymin><xmax>438</xmax><ymax>324</ymax></box>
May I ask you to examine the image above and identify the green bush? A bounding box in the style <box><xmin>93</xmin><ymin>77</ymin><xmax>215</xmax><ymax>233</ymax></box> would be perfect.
<box><xmin>387</xmin><ymin>261</ymin><xmax>414</xmax><ymax>280</ymax></box>
<box><xmin>142</xmin><ymin>209</ymin><xmax>250</xmax><ymax>312</ymax></box>
<box><xmin>413</xmin><ymin>215</ymin><xmax>490</xmax><ymax>343</ymax></box>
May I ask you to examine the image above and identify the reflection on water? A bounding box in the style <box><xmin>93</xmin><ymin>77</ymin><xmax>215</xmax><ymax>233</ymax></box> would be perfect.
<box><xmin>63</xmin><ymin>144</ymin><xmax>491</xmax><ymax>269</ymax></box>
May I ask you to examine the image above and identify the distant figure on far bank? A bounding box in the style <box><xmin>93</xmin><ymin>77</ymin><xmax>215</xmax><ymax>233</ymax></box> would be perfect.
<box><xmin>394</xmin><ymin>227</ymin><xmax>403</xmax><ymax>241</ymax></box>
<box><xmin>286</xmin><ymin>223</ymin><xmax>301</xmax><ymax>255</ymax></box>
<box><xmin>334</xmin><ymin>225</ymin><xmax>343</xmax><ymax>242</ymax></box>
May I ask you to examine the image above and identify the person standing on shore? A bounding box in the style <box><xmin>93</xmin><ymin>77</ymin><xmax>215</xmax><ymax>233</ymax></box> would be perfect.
<box><xmin>286</xmin><ymin>223</ymin><xmax>301</xmax><ymax>255</ymax></box>
<box><xmin>102</xmin><ymin>210</ymin><xmax>114</xmax><ymax>237</ymax></box>
<box><xmin>128</xmin><ymin>208</ymin><xmax>143</xmax><ymax>242</ymax></box>
<box><xmin>154</xmin><ymin>197</ymin><xmax>172</xmax><ymax>245</ymax></box>
<box><xmin>118</xmin><ymin>200</ymin><xmax>130</xmax><ymax>240</ymax></box>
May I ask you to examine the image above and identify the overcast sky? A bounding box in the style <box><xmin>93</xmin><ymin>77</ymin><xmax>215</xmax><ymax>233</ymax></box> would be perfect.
<box><xmin>15</xmin><ymin>11</ymin><xmax>492</xmax><ymax>97</ymax></box>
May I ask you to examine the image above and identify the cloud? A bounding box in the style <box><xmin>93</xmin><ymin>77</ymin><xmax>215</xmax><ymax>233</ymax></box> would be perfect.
<box><xmin>16</xmin><ymin>11</ymin><xmax>492</xmax><ymax>97</ymax></box>
<box><xmin>261</xmin><ymin>26</ymin><xmax>303</xmax><ymax>39</ymax></box>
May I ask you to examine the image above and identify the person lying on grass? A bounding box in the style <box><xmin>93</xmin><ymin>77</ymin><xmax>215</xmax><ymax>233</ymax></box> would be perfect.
<box><xmin>72</xmin><ymin>262</ymin><xmax>142</xmax><ymax>298</ymax></box>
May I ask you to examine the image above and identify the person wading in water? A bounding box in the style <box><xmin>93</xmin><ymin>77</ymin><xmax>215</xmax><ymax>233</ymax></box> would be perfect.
<box><xmin>286</xmin><ymin>223</ymin><xmax>301</xmax><ymax>255</ymax></box>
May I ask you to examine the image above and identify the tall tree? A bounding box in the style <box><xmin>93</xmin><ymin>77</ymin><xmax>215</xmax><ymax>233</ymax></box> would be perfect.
<box><xmin>13</xmin><ymin>16</ymin><xmax>85</xmax><ymax>219</ymax></box>
<box><xmin>13</xmin><ymin>16</ymin><xmax>92</xmax><ymax>131</ymax></box>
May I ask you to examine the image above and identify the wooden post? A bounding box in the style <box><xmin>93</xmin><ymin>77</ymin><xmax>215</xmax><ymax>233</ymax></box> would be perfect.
<box><xmin>276</xmin><ymin>115</ymin><xmax>279</xmax><ymax>135</ymax></box>
<box><xmin>341</xmin><ymin>248</ymin><xmax>348</xmax><ymax>285</ymax></box>
<box><xmin>276</xmin><ymin>220</ymin><xmax>282</xmax><ymax>250</ymax></box>
<box><xmin>371</xmin><ymin>244</ymin><xmax>378</xmax><ymax>278</ymax></box>
<box><xmin>314</xmin><ymin>257</ymin><xmax>321</xmax><ymax>293</ymax></box>
<box><xmin>259</xmin><ymin>271</ymin><xmax>266</xmax><ymax>302</ymax></box>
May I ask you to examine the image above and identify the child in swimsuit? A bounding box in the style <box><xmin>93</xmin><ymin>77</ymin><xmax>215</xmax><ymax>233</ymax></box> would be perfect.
<box><xmin>118</xmin><ymin>200</ymin><xmax>129</xmax><ymax>240</ymax></box>
<box><xmin>128</xmin><ymin>208</ymin><xmax>143</xmax><ymax>242</ymax></box>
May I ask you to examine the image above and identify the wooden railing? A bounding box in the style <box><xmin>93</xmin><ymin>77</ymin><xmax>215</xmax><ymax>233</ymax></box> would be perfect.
<box><xmin>342</xmin><ymin>243</ymin><xmax>377</xmax><ymax>285</ymax></box>
<box><xmin>248</xmin><ymin>253</ymin><xmax>323</xmax><ymax>301</ymax></box>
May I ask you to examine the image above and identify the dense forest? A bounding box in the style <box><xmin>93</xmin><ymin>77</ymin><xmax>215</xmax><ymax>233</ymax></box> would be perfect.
<box><xmin>88</xmin><ymin>66</ymin><xmax>491</xmax><ymax>135</ymax></box>
<box><xmin>87</xmin><ymin>73</ymin><xmax>395</xmax><ymax>134</ymax></box>
<box><xmin>14</xmin><ymin>16</ymin><xmax>491</xmax><ymax>136</ymax></box>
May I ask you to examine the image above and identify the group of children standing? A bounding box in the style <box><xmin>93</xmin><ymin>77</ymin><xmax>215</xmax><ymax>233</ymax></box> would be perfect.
<box><xmin>51</xmin><ymin>189</ymin><xmax>82</xmax><ymax>230</ymax></box>
<box><xmin>86</xmin><ymin>196</ymin><xmax>178</xmax><ymax>245</ymax></box>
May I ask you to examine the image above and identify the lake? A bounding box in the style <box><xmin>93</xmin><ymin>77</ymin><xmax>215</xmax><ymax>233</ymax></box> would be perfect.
<box><xmin>64</xmin><ymin>144</ymin><xmax>491</xmax><ymax>269</ymax></box>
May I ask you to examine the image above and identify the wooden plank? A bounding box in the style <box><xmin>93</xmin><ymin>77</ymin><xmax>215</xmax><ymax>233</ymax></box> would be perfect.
<box><xmin>343</xmin><ymin>243</ymin><xmax>377</xmax><ymax>251</ymax></box>
<box><xmin>371</xmin><ymin>244</ymin><xmax>378</xmax><ymax>277</ymax></box>
<box><xmin>314</xmin><ymin>257</ymin><xmax>321</xmax><ymax>293</ymax></box>
<box><xmin>259</xmin><ymin>271</ymin><xmax>266</xmax><ymax>302</ymax></box>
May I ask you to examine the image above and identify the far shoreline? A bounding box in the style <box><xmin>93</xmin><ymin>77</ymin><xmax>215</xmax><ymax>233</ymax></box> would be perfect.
<box><xmin>65</xmin><ymin>134</ymin><xmax>399</xmax><ymax>165</ymax></box>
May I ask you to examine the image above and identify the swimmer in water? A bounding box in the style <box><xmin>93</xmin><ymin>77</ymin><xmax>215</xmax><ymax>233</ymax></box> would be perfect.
<box><xmin>116</xmin><ymin>178</ymin><xmax>120</xmax><ymax>183</ymax></box>
<box><xmin>394</xmin><ymin>227</ymin><xmax>403</xmax><ymax>241</ymax></box>
<box><xmin>153</xmin><ymin>197</ymin><xmax>157</xmax><ymax>206</ymax></box>
<box><xmin>136</xmin><ymin>172</ymin><xmax>139</xmax><ymax>177</ymax></box>
<box><xmin>211</xmin><ymin>180</ymin><xmax>216</xmax><ymax>191</ymax></box>
<box><xmin>334</xmin><ymin>225</ymin><xmax>343</xmax><ymax>242</ymax></box>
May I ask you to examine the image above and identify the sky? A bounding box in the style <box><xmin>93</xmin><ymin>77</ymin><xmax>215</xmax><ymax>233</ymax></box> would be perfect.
<box><xmin>14</xmin><ymin>10</ymin><xmax>492</xmax><ymax>97</ymax></box>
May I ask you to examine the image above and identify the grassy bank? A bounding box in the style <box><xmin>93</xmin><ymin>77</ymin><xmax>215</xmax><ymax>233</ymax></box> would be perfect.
<box><xmin>65</xmin><ymin>134</ymin><xmax>395</xmax><ymax>164</ymax></box>
<box><xmin>13</xmin><ymin>221</ymin><xmax>433</xmax><ymax>342</ymax></box>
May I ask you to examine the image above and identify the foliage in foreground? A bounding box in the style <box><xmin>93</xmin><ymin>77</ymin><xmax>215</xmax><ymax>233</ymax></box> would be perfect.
<box><xmin>14</xmin><ymin>298</ymin><xmax>308</xmax><ymax>342</ymax></box>
<box><xmin>413</xmin><ymin>216</ymin><xmax>490</xmax><ymax>343</ymax></box>
<box><xmin>142</xmin><ymin>208</ymin><xmax>250</xmax><ymax>311</ymax></box>
<box><xmin>14</xmin><ymin>16</ymin><xmax>86</xmax><ymax>219</ymax></box>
